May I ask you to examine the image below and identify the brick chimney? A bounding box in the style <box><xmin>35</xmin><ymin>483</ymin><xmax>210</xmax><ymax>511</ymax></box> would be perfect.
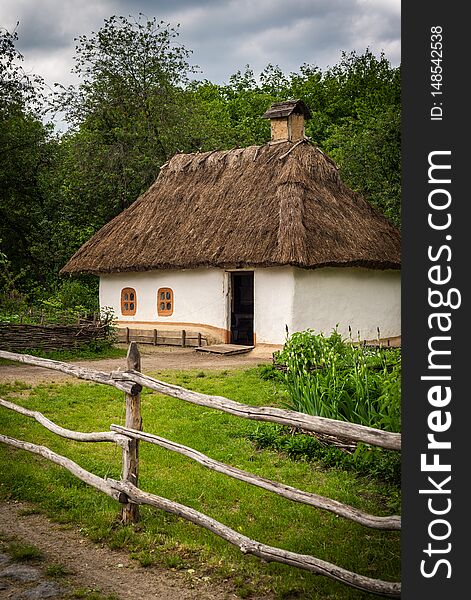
<box><xmin>262</xmin><ymin>99</ymin><xmax>311</xmax><ymax>142</ymax></box>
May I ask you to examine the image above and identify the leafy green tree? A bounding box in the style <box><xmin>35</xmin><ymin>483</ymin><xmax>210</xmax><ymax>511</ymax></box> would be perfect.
<box><xmin>187</xmin><ymin>65</ymin><xmax>284</xmax><ymax>150</ymax></box>
<box><xmin>55</xmin><ymin>15</ymin><xmax>198</xmax><ymax>225</ymax></box>
<box><xmin>0</xmin><ymin>26</ymin><xmax>60</xmax><ymax>297</ymax></box>
<box><xmin>326</xmin><ymin>105</ymin><xmax>401</xmax><ymax>226</ymax></box>
<box><xmin>318</xmin><ymin>51</ymin><xmax>401</xmax><ymax>226</ymax></box>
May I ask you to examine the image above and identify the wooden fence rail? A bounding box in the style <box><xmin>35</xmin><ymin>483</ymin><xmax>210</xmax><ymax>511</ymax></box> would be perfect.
<box><xmin>110</xmin><ymin>424</ymin><xmax>400</xmax><ymax>531</ymax></box>
<box><xmin>0</xmin><ymin>349</ymin><xmax>142</xmax><ymax>396</ymax></box>
<box><xmin>118</xmin><ymin>327</ymin><xmax>207</xmax><ymax>348</ymax></box>
<box><xmin>0</xmin><ymin>346</ymin><xmax>401</xmax><ymax>597</ymax></box>
<box><xmin>109</xmin><ymin>370</ymin><xmax>401</xmax><ymax>451</ymax></box>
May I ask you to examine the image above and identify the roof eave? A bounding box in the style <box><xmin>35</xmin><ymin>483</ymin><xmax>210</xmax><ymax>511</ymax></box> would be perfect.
<box><xmin>61</xmin><ymin>258</ymin><xmax>400</xmax><ymax>276</ymax></box>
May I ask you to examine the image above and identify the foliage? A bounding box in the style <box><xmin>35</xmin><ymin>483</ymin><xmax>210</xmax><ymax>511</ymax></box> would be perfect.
<box><xmin>53</xmin><ymin>14</ymin><xmax>198</xmax><ymax>228</ymax></box>
<box><xmin>326</xmin><ymin>104</ymin><xmax>401</xmax><ymax>226</ymax></box>
<box><xmin>247</xmin><ymin>423</ymin><xmax>401</xmax><ymax>488</ymax></box>
<box><xmin>0</xmin><ymin>292</ymin><xmax>106</xmax><ymax>326</ymax></box>
<box><xmin>319</xmin><ymin>51</ymin><xmax>401</xmax><ymax>226</ymax></box>
<box><xmin>0</xmin><ymin>26</ymin><xmax>64</xmax><ymax>299</ymax></box>
<box><xmin>0</xmin><ymin>26</ymin><xmax>43</xmax><ymax>111</ymax></box>
<box><xmin>48</xmin><ymin>278</ymin><xmax>99</xmax><ymax>313</ymax></box>
<box><xmin>274</xmin><ymin>329</ymin><xmax>401</xmax><ymax>432</ymax></box>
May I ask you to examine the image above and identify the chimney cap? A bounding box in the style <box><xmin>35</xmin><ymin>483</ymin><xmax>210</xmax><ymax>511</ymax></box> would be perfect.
<box><xmin>262</xmin><ymin>99</ymin><xmax>311</xmax><ymax>120</ymax></box>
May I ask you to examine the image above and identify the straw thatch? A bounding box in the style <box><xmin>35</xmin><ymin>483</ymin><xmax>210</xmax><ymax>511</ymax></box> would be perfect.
<box><xmin>61</xmin><ymin>140</ymin><xmax>400</xmax><ymax>275</ymax></box>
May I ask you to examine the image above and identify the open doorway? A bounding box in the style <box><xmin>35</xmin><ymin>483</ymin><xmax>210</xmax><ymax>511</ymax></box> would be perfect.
<box><xmin>230</xmin><ymin>272</ymin><xmax>254</xmax><ymax>345</ymax></box>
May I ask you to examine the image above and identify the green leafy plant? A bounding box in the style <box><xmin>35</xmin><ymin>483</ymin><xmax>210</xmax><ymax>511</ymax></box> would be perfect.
<box><xmin>274</xmin><ymin>328</ymin><xmax>401</xmax><ymax>432</ymax></box>
<box><xmin>247</xmin><ymin>424</ymin><xmax>401</xmax><ymax>487</ymax></box>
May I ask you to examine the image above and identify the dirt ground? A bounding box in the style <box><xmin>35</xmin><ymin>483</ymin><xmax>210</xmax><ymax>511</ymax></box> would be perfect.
<box><xmin>0</xmin><ymin>501</ymin><xmax>253</xmax><ymax>600</ymax></box>
<box><xmin>0</xmin><ymin>344</ymin><xmax>277</xmax><ymax>385</ymax></box>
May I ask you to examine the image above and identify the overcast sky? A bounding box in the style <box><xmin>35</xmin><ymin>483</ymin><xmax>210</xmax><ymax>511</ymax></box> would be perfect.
<box><xmin>1</xmin><ymin>0</ymin><xmax>400</xmax><ymax>97</ymax></box>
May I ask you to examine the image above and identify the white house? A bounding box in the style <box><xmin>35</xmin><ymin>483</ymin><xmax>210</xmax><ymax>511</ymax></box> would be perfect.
<box><xmin>61</xmin><ymin>100</ymin><xmax>401</xmax><ymax>347</ymax></box>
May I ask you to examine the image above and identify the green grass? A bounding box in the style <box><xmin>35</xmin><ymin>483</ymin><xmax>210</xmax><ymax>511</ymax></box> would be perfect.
<box><xmin>0</xmin><ymin>367</ymin><xmax>400</xmax><ymax>599</ymax></box>
<box><xmin>7</xmin><ymin>541</ymin><xmax>43</xmax><ymax>562</ymax></box>
<box><xmin>275</xmin><ymin>329</ymin><xmax>401</xmax><ymax>432</ymax></box>
<box><xmin>45</xmin><ymin>563</ymin><xmax>71</xmax><ymax>577</ymax></box>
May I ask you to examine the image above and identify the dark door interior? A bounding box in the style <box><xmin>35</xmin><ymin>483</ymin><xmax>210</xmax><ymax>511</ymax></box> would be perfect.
<box><xmin>230</xmin><ymin>272</ymin><xmax>254</xmax><ymax>345</ymax></box>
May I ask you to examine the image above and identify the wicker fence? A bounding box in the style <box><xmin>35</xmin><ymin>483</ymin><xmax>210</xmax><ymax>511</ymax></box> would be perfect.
<box><xmin>0</xmin><ymin>345</ymin><xmax>401</xmax><ymax>598</ymax></box>
<box><xmin>0</xmin><ymin>321</ymin><xmax>110</xmax><ymax>352</ymax></box>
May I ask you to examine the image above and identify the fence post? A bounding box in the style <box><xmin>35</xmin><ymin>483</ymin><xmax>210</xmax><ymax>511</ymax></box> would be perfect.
<box><xmin>121</xmin><ymin>341</ymin><xmax>142</xmax><ymax>524</ymax></box>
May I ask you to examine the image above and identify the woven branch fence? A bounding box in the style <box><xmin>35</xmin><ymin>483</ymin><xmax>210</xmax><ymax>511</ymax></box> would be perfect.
<box><xmin>0</xmin><ymin>321</ymin><xmax>109</xmax><ymax>352</ymax></box>
<box><xmin>0</xmin><ymin>345</ymin><xmax>401</xmax><ymax>598</ymax></box>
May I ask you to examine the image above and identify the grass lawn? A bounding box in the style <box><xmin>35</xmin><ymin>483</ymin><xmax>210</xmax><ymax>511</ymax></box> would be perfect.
<box><xmin>0</xmin><ymin>367</ymin><xmax>400</xmax><ymax>599</ymax></box>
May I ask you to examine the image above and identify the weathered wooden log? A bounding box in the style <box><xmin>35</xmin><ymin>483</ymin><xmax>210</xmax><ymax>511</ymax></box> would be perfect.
<box><xmin>110</xmin><ymin>424</ymin><xmax>400</xmax><ymax>530</ymax></box>
<box><xmin>108</xmin><ymin>479</ymin><xmax>401</xmax><ymax>598</ymax></box>
<box><xmin>0</xmin><ymin>398</ymin><xmax>129</xmax><ymax>448</ymax></box>
<box><xmin>110</xmin><ymin>371</ymin><xmax>401</xmax><ymax>451</ymax></box>
<box><xmin>0</xmin><ymin>350</ymin><xmax>141</xmax><ymax>396</ymax></box>
<box><xmin>121</xmin><ymin>342</ymin><xmax>142</xmax><ymax>524</ymax></box>
<box><xmin>0</xmin><ymin>434</ymin><xmax>121</xmax><ymax>501</ymax></box>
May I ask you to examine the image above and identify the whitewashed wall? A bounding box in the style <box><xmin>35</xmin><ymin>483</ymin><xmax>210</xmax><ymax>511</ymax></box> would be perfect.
<box><xmin>253</xmin><ymin>268</ymin><xmax>295</xmax><ymax>344</ymax></box>
<box><xmin>99</xmin><ymin>265</ymin><xmax>401</xmax><ymax>345</ymax></box>
<box><xmin>292</xmin><ymin>267</ymin><xmax>401</xmax><ymax>341</ymax></box>
<box><xmin>100</xmin><ymin>268</ymin><xmax>227</xmax><ymax>331</ymax></box>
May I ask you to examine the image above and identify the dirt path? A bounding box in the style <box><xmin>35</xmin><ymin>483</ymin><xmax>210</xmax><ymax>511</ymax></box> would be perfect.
<box><xmin>0</xmin><ymin>344</ymin><xmax>276</xmax><ymax>385</ymax></box>
<box><xmin>0</xmin><ymin>500</ymin><xmax>249</xmax><ymax>600</ymax></box>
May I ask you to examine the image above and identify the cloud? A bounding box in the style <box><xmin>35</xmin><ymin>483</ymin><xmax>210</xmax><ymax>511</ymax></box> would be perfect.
<box><xmin>1</xmin><ymin>0</ymin><xmax>400</xmax><ymax>99</ymax></box>
<box><xmin>135</xmin><ymin>0</ymin><xmax>401</xmax><ymax>81</ymax></box>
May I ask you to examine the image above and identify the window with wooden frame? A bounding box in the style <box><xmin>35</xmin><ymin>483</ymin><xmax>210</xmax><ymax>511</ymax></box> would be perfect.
<box><xmin>121</xmin><ymin>288</ymin><xmax>137</xmax><ymax>316</ymax></box>
<box><xmin>157</xmin><ymin>287</ymin><xmax>174</xmax><ymax>316</ymax></box>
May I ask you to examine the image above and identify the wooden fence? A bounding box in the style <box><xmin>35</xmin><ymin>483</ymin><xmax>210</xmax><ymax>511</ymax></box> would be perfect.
<box><xmin>0</xmin><ymin>345</ymin><xmax>401</xmax><ymax>598</ymax></box>
<box><xmin>0</xmin><ymin>321</ymin><xmax>109</xmax><ymax>352</ymax></box>
<box><xmin>116</xmin><ymin>327</ymin><xmax>207</xmax><ymax>347</ymax></box>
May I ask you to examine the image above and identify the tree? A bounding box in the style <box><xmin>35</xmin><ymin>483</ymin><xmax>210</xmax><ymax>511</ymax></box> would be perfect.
<box><xmin>0</xmin><ymin>25</ymin><xmax>42</xmax><ymax>111</ymax></box>
<box><xmin>187</xmin><ymin>67</ymin><xmax>274</xmax><ymax>150</ymax></box>
<box><xmin>326</xmin><ymin>105</ymin><xmax>401</xmax><ymax>226</ymax></box>
<box><xmin>0</xmin><ymin>26</ymin><xmax>59</xmax><ymax>297</ymax></box>
<box><xmin>319</xmin><ymin>51</ymin><xmax>401</xmax><ymax>226</ymax></box>
<box><xmin>55</xmin><ymin>15</ymin><xmax>198</xmax><ymax>226</ymax></box>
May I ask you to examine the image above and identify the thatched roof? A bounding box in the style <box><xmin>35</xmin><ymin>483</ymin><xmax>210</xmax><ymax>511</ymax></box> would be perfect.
<box><xmin>61</xmin><ymin>140</ymin><xmax>400</xmax><ymax>275</ymax></box>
